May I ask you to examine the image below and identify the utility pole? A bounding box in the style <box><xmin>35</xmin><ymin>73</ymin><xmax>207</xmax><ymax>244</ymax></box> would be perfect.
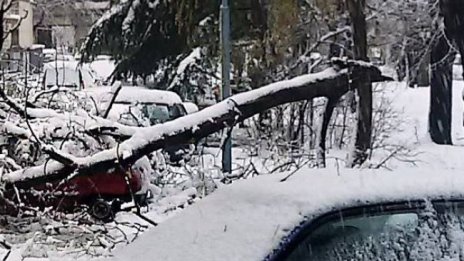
<box><xmin>220</xmin><ymin>0</ymin><xmax>232</xmax><ymax>173</ymax></box>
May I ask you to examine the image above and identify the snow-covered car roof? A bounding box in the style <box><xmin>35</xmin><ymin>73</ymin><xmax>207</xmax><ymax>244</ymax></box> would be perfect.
<box><xmin>110</xmin><ymin>168</ymin><xmax>464</xmax><ymax>261</ymax></box>
<box><xmin>84</xmin><ymin>86</ymin><xmax>183</xmax><ymax>106</ymax></box>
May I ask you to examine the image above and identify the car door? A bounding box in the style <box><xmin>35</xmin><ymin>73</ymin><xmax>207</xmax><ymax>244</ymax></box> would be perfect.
<box><xmin>268</xmin><ymin>200</ymin><xmax>464</xmax><ymax>261</ymax></box>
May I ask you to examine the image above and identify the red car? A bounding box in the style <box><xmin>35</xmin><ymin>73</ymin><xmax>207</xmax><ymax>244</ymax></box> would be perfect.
<box><xmin>2</xmin><ymin>163</ymin><xmax>152</xmax><ymax>221</ymax></box>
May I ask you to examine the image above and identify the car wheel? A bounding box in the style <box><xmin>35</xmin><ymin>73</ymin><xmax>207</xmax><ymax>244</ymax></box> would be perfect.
<box><xmin>89</xmin><ymin>199</ymin><xmax>114</xmax><ymax>221</ymax></box>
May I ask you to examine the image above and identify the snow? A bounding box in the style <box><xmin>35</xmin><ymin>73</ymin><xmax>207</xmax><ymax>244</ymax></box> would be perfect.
<box><xmin>234</xmin><ymin>67</ymin><xmax>342</xmax><ymax>104</ymax></box>
<box><xmin>89</xmin><ymin>60</ymin><xmax>116</xmax><ymax>81</ymax></box>
<box><xmin>110</xmin><ymin>169</ymin><xmax>464</xmax><ymax>261</ymax></box>
<box><xmin>176</xmin><ymin>48</ymin><xmax>201</xmax><ymax>76</ymax></box>
<box><xmin>93</xmin><ymin>0</ymin><xmax>128</xmax><ymax>29</ymax></box>
<box><xmin>122</xmin><ymin>0</ymin><xmax>139</xmax><ymax>33</ymax></box>
<box><xmin>30</xmin><ymin>44</ymin><xmax>45</xmax><ymax>50</ymax></box>
<box><xmin>1</xmin><ymin>122</ymin><xmax>30</xmax><ymax>138</ymax></box>
<box><xmin>168</xmin><ymin>48</ymin><xmax>202</xmax><ymax>90</ymax></box>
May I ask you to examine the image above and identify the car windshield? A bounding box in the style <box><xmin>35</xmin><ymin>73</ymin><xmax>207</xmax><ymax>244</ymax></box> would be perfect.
<box><xmin>282</xmin><ymin>201</ymin><xmax>464</xmax><ymax>261</ymax></box>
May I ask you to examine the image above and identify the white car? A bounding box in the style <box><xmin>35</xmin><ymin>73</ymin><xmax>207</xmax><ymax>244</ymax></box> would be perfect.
<box><xmin>110</xmin><ymin>168</ymin><xmax>464</xmax><ymax>261</ymax></box>
<box><xmin>83</xmin><ymin>86</ymin><xmax>188</xmax><ymax>125</ymax></box>
<box><xmin>83</xmin><ymin>86</ymin><xmax>194</xmax><ymax>162</ymax></box>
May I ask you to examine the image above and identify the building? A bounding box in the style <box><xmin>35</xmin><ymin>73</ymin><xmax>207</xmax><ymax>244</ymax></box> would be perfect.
<box><xmin>3</xmin><ymin>0</ymin><xmax>34</xmax><ymax>51</ymax></box>
<box><xmin>34</xmin><ymin>0</ymin><xmax>110</xmax><ymax>53</ymax></box>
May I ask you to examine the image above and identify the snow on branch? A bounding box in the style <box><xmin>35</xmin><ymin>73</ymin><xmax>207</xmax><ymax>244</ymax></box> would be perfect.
<box><xmin>0</xmin><ymin>121</ymin><xmax>30</xmax><ymax>139</ymax></box>
<box><xmin>3</xmin><ymin>61</ymin><xmax>389</xmax><ymax>188</ymax></box>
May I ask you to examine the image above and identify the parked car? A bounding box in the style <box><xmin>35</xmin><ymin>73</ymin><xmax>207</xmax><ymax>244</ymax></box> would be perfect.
<box><xmin>110</xmin><ymin>169</ymin><xmax>464</xmax><ymax>260</ymax></box>
<box><xmin>1</xmin><ymin>157</ymin><xmax>152</xmax><ymax>221</ymax></box>
<box><xmin>42</xmin><ymin>61</ymin><xmax>97</xmax><ymax>90</ymax></box>
<box><xmin>83</xmin><ymin>86</ymin><xmax>194</xmax><ymax>163</ymax></box>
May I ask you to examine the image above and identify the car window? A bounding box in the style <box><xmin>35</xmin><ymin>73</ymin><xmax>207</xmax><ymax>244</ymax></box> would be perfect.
<box><xmin>278</xmin><ymin>201</ymin><xmax>464</xmax><ymax>261</ymax></box>
<box><xmin>114</xmin><ymin>104</ymin><xmax>144</xmax><ymax>126</ymax></box>
<box><xmin>169</xmin><ymin>104</ymin><xmax>187</xmax><ymax>119</ymax></box>
<box><xmin>142</xmin><ymin>104</ymin><xmax>171</xmax><ymax>124</ymax></box>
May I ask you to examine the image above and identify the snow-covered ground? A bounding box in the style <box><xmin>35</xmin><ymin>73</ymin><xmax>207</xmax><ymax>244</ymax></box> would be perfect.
<box><xmin>380</xmin><ymin>80</ymin><xmax>464</xmax><ymax>170</ymax></box>
<box><xmin>3</xmin><ymin>79</ymin><xmax>464</xmax><ymax>260</ymax></box>
<box><xmin>318</xmin><ymin>80</ymin><xmax>464</xmax><ymax>171</ymax></box>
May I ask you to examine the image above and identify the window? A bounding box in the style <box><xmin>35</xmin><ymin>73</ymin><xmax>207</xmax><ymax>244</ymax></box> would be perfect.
<box><xmin>142</xmin><ymin>104</ymin><xmax>171</xmax><ymax>124</ymax></box>
<box><xmin>275</xmin><ymin>201</ymin><xmax>464</xmax><ymax>261</ymax></box>
<box><xmin>11</xmin><ymin>29</ymin><xmax>19</xmax><ymax>47</ymax></box>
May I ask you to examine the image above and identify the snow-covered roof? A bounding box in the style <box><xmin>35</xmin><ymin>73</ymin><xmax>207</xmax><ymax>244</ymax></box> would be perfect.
<box><xmin>110</xmin><ymin>168</ymin><xmax>464</xmax><ymax>261</ymax></box>
<box><xmin>84</xmin><ymin>86</ymin><xmax>183</xmax><ymax>105</ymax></box>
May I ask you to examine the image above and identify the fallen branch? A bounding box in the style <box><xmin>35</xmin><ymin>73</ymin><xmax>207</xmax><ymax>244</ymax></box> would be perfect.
<box><xmin>0</xmin><ymin>86</ymin><xmax>25</xmax><ymax>115</ymax></box>
<box><xmin>3</xmin><ymin>61</ymin><xmax>388</xmax><ymax>188</ymax></box>
<box><xmin>102</xmin><ymin>82</ymin><xmax>123</xmax><ymax>119</ymax></box>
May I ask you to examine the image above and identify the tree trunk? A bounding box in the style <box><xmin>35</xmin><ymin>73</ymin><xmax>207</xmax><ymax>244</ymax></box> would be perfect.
<box><xmin>429</xmin><ymin>35</ymin><xmax>454</xmax><ymax>145</ymax></box>
<box><xmin>428</xmin><ymin>0</ymin><xmax>464</xmax><ymax>144</ymax></box>
<box><xmin>308</xmin><ymin>100</ymin><xmax>315</xmax><ymax>149</ymax></box>
<box><xmin>346</xmin><ymin>0</ymin><xmax>373</xmax><ymax>167</ymax></box>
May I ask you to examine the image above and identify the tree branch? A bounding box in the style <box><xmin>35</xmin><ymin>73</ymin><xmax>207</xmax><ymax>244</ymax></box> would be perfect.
<box><xmin>102</xmin><ymin>81</ymin><xmax>122</xmax><ymax>119</ymax></box>
<box><xmin>3</xmin><ymin>62</ymin><xmax>388</xmax><ymax>188</ymax></box>
<box><xmin>0</xmin><ymin>86</ymin><xmax>24</xmax><ymax>115</ymax></box>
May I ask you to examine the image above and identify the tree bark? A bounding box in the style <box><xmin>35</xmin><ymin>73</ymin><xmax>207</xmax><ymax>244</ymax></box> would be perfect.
<box><xmin>346</xmin><ymin>0</ymin><xmax>373</xmax><ymax>167</ymax></box>
<box><xmin>429</xmin><ymin>35</ymin><xmax>454</xmax><ymax>145</ymax></box>
<box><xmin>428</xmin><ymin>0</ymin><xmax>464</xmax><ymax>144</ymax></box>
<box><xmin>4</xmin><ymin>62</ymin><xmax>388</xmax><ymax>189</ymax></box>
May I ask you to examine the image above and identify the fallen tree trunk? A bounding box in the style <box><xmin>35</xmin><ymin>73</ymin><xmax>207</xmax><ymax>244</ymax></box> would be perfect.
<box><xmin>3</xmin><ymin>61</ymin><xmax>389</xmax><ymax>188</ymax></box>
